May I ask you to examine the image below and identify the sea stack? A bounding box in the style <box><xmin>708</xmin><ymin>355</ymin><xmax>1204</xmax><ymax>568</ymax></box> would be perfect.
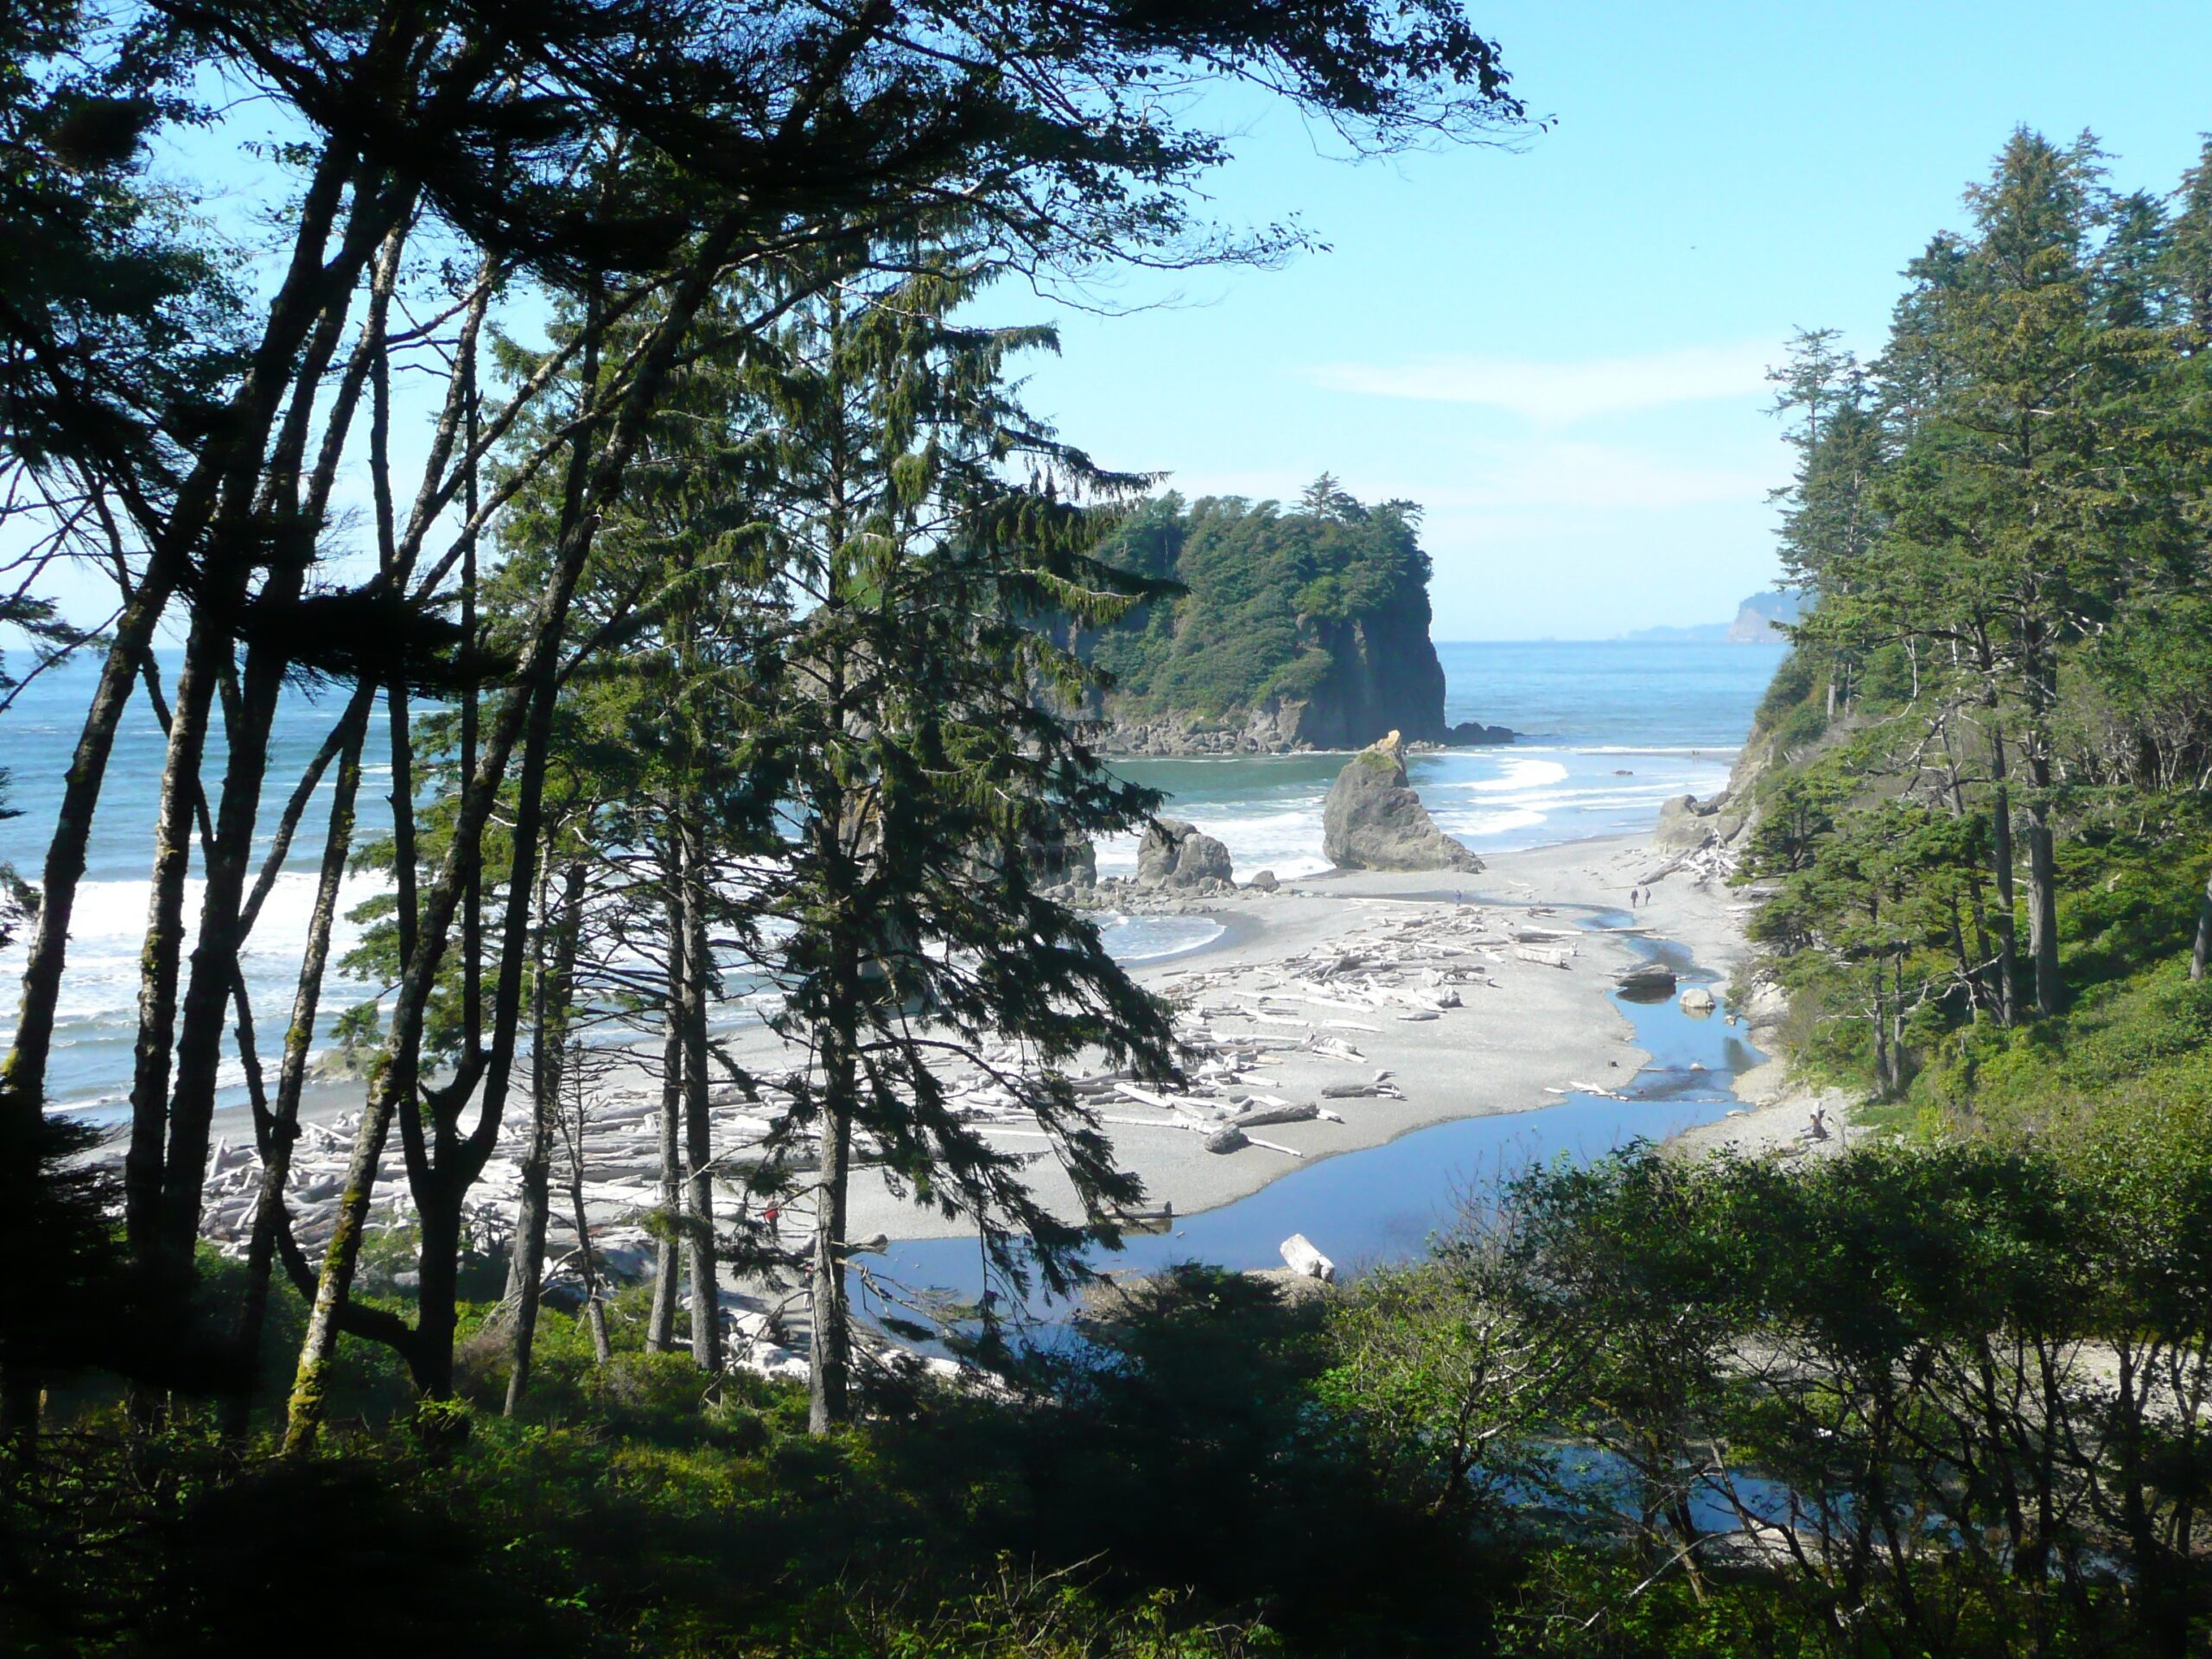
<box><xmin>1321</xmin><ymin>730</ymin><xmax>1483</xmax><ymax>873</ymax></box>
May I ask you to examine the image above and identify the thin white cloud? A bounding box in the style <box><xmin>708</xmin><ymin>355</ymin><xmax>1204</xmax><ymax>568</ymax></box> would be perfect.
<box><xmin>1428</xmin><ymin>442</ymin><xmax>1783</xmax><ymax>512</ymax></box>
<box><xmin>1306</xmin><ymin>342</ymin><xmax>1775</xmax><ymax>427</ymax></box>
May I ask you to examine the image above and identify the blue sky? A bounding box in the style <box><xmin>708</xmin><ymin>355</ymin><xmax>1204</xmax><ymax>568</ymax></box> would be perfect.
<box><xmin>1012</xmin><ymin>1</ymin><xmax>2212</xmax><ymax>639</ymax></box>
<box><xmin>19</xmin><ymin>6</ymin><xmax>2211</xmax><ymax>645</ymax></box>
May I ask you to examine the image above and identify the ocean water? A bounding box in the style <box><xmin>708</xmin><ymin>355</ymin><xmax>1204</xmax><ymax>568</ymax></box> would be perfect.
<box><xmin>1096</xmin><ymin>639</ymin><xmax>1786</xmax><ymax>880</ymax></box>
<box><xmin>0</xmin><ymin>640</ymin><xmax>1783</xmax><ymax>1116</ymax></box>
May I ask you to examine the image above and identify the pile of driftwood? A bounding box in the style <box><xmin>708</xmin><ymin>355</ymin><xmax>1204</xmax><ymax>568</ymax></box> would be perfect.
<box><xmin>193</xmin><ymin>897</ymin><xmax>1584</xmax><ymax>1325</ymax></box>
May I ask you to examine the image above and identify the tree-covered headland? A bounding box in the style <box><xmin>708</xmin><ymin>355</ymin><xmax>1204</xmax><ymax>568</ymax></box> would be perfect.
<box><xmin>1076</xmin><ymin>479</ymin><xmax>1459</xmax><ymax>748</ymax></box>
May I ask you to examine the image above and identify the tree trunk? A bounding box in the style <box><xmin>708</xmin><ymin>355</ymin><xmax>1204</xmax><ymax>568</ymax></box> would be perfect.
<box><xmin>646</xmin><ymin>941</ymin><xmax>683</xmax><ymax>1353</ymax></box>
<box><xmin>504</xmin><ymin>865</ymin><xmax>559</xmax><ymax>1411</ymax></box>
<box><xmin>3</xmin><ymin>131</ymin><xmax>364</xmax><ymax>1156</ymax></box>
<box><xmin>562</xmin><ymin>1061</ymin><xmax>613</xmax><ymax>1366</ymax></box>
<box><xmin>402</xmin><ymin>281</ymin><xmax>608</xmax><ymax>1402</ymax></box>
<box><xmin>0</xmin><ymin>565</ymin><xmax>175</xmax><ymax>1432</ymax></box>
<box><xmin>158</xmin><ymin>632</ymin><xmax>292</xmax><ymax>1265</ymax></box>
<box><xmin>2191</xmin><ymin>871</ymin><xmax>2211</xmax><ymax>982</ymax></box>
<box><xmin>0</xmin><ymin>562</ymin><xmax>175</xmax><ymax>1122</ymax></box>
<box><xmin>506</xmin><ymin>859</ymin><xmax>586</xmax><ymax>1415</ymax></box>
<box><xmin>678</xmin><ymin>823</ymin><xmax>722</xmax><ymax>1373</ymax></box>
<box><xmin>156</xmin><ymin>224</ymin><xmax>403</xmax><ymax>1267</ymax></box>
<box><xmin>124</xmin><ymin>595</ymin><xmax>230</xmax><ymax>1294</ymax></box>
<box><xmin>412</xmin><ymin>1194</ymin><xmax>462</xmax><ymax>1400</ymax></box>
<box><xmin>1962</xmin><ymin>868</ymin><xmax>1996</xmax><ymax>1020</ymax></box>
<box><xmin>127</xmin><ymin>149</ymin><xmax>399</xmax><ymax>1304</ymax></box>
<box><xmin>808</xmin><ymin>1059</ymin><xmax>855</xmax><ymax>1435</ymax></box>
<box><xmin>1987</xmin><ymin>729</ymin><xmax>2022</xmax><ymax>1026</ymax></box>
<box><xmin>2024</xmin><ymin>748</ymin><xmax>2061</xmax><ymax>1018</ymax></box>
<box><xmin>283</xmin><ymin>1069</ymin><xmax>406</xmax><ymax>1451</ymax></box>
<box><xmin>223</xmin><ymin>697</ymin><xmax>372</xmax><ymax>1440</ymax></box>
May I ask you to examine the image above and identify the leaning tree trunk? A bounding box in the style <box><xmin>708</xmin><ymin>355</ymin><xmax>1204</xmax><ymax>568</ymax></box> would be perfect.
<box><xmin>0</xmin><ymin>558</ymin><xmax>176</xmax><ymax>1434</ymax></box>
<box><xmin>123</xmin><ymin>592</ymin><xmax>232</xmax><ymax>1294</ymax></box>
<box><xmin>506</xmin><ymin>858</ymin><xmax>587</xmax><ymax>1415</ymax></box>
<box><xmin>158</xmin><ymin>225</ymin><xmax>404</xmax><ymax>1269</ymax></box>
<box><xmin>0</xmin><ymin>557</ymin><xmax>176</xmax><ymax>1122</ymax></box>
<box><xmin>222</xmin><ymin>696</ymin><xmax>372</xmax><ymax>1439</ymax></box>
<box><xmin>284</xmin><ymin>217</ymin><xmax>741</xmax><ymax>1455</ymax></box>
<box><xmin>127</xmin><ymin>149</ymin><xmax>398</xmax><ymax>1304</ymax></box>
<box><xmin>0</xmin><ymin>135</ymin><xmax>357</xmax><ymax>1147</ymax></box>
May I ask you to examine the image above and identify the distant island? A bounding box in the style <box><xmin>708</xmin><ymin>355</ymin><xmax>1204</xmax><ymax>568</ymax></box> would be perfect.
<box><xmin>1619</xmin><ymin>588</ymin><xmax>1806</xmax><ymax>644</ymax></box>
<box><xmin>1072</xmin><ymin>477</ymin><xmax>1511</xmax><ymax>753</ymax></box>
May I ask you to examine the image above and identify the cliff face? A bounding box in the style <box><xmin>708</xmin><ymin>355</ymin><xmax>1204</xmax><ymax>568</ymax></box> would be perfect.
<box><xmin>1290</xmin><ymin>600</ymin><xmax>1450</xmax><ymax>748</ymax></box>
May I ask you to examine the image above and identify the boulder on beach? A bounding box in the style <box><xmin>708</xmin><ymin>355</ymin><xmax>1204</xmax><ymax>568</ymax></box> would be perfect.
<box><xmin>1136</xmin><ymin>817</ymin><xmax>1235</xmax><ymax>889</ymax></box>
<box><xmin>1615</xmin><ymin>961</ymin><xmax>1679</xmax><ymax>1000</ymax></box>
<box><xmin>1247</xmin><ymin>868</ymin><xmax>1280</xmax><ymax>892</ymax></box>
<box><xmin>1321</xmin><ymin>730</ymin><xmax>1482</xmax><ymax>873</ymax></box>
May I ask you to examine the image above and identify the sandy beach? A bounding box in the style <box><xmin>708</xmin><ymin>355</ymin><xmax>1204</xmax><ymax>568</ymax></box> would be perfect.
<box><xmin>194</xmin><ymin>823</ymin><xmax>1835</xmax><ymax>1278</ymax></box>
<box><xmin>836</xmin><ymin>829</ymin><xmax>1771</xmax><ymax>1242</ymax></box>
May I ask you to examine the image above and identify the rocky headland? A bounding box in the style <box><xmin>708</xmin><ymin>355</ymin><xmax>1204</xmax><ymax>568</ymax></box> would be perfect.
<box><xmin>1071</xmin><ymin>486</ymin><xmax>1515</xmax><ymax>756</ymax></box>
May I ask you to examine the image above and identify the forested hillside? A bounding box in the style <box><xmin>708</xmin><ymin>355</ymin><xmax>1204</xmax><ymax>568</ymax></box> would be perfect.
<box><xmin>1076</xmin><ymin>478</ymin><xmax>1459</xmax><ymax>750</ymax></box>
<box><xmin>1734</xmin><ymin>128</ymin><xmax>2212</xmax><ymax>1123</ymax></box>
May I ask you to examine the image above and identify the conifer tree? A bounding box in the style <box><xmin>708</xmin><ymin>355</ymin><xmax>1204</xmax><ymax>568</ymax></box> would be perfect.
<box><xmin>728</xmin><ymin>255</ymin><xmax>1179</xmax><ymax>1431</ymax></box>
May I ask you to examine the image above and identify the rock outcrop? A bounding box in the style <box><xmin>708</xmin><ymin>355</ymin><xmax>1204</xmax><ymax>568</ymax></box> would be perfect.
<box><xmin>1443</xmin><ymin>719</ymin><xmax>1516</xmax><ymax>747</ymax></box>
<box><xmin>1087</xmin><ymin>700</ymin><xmax>1308</xmax><ymax>757</ymax></box>
<box><xmin>1651</xmin><ymin>721</ymin><xmax>1780</xmax><ymax>857</ymax></box>
<box><xmin>1136</xmin><ymin>818</ymin><xmax>1235</xmax><ymax>889</ymax></box>
<box><xmin>1321</xmin><ymin>732</ymin><xmax>1482</xmax><ymax>873</ymax></box>
<box><xmin>1654</xmin><ymin>791</ymin><xmax>1747</xmax><ymax>854</ymax></box>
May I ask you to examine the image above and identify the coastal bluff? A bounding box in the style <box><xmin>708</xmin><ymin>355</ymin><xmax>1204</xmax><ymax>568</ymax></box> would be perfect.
<box><xmin>1070</xmin><ymin>484</ymin><xmax>1514</xmax><ymax>755</ymax></box>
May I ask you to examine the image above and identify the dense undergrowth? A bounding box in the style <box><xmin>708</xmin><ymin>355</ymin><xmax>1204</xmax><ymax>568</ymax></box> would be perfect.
<box><xmin>3</xmin><ymin>1268</ymin><xmax>1490</xmax><ymax>1657</ymax></box>
<box><xmin>16</xmin><ymin>1121</ymin><xmax>2212</xmax><ymax>1657</ymax></box>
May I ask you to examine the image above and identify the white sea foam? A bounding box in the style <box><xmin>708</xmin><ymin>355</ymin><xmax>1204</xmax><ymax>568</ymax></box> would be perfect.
<box><xmin>1457</xmin><ymin>756</ymin><xmax>1570</xmax><ymax>793</ymax></box>
<box><xmin>1096</xmin><ymin>914</ymin><xmax>1225</xmax><ymax>963</ymax></box>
